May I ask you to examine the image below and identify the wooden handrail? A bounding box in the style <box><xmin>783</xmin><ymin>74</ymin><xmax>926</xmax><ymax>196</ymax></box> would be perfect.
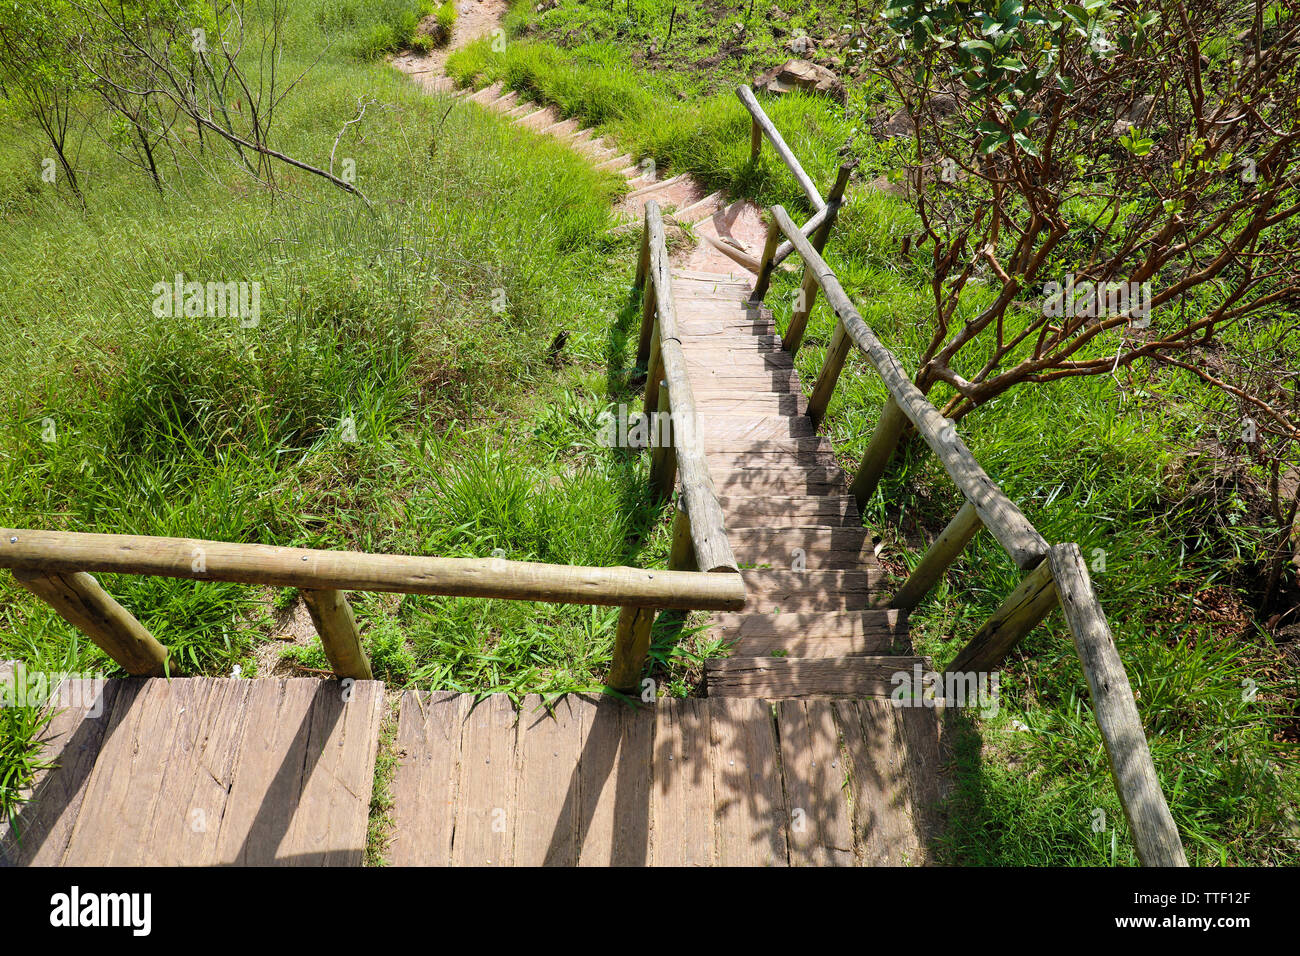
<box><xmin>636</xmin><ymin>201</ymin><xmax>740</xmax><ymax>575</ymax></box>
<box><xmin>737</xmin><ymin>85</ymin><xmax>826</xmax><ymax>213</ymax></box>
<box><xmin>764</xmin><ymin>204</ymin><xmax>1048</xmax><ymax>570</ymax></box>
<box><xmin>747</xmin><ymin>201</ymin><xmax>1186</xmax><ymax>867</ymax></box>
<box><xmin>0</xmin><ymin>529</ymin><xmax>745</xmax><ymax>611</ymax></box>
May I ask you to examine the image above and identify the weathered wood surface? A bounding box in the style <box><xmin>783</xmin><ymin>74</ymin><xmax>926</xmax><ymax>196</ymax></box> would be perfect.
<box><xmin>0</xmin><ymin>529</ymin><xmax>745</xmax><ymax>612</ymax></box>
<box><xmin>389</xmin><ymin>692</ymin><xmax>933</xmax><ymax>865</ymax></box>
<box><xmin>300</xmin><ymin>588</ymin><xmax>372</xmax><ymax>680</ymax></box>
<box><xmin>890</xmin><ymin>500</ymin><xmax>983</xmax><ymax>612</ymax></box>
<box><xmin>1</xmin><ymin>676</ymin><xmax>383</xmax><ymax>865</ymax></box>
<box><xmin>947</xmin><ymin>558</ymin><xmax>1058</xmax><ymax>673</ymax></box>
<box><xmin>738</xmin><ymin>85</ymin><xmax>826</xmax><ymax>213</ymax></box>
<box><xmin>1049</xmin><ymin>544</ymin><xmax>1187</xmax><ymax>867</ymax></box>
<box><xmin>707</xmin><ymin>656</ymin><xmax>927</xmax><ymax>699</ymax></box>
<box><xmin>12</xmin><ymin>570</ymin><xmax>168</xmax><ymax>676</ymax></box>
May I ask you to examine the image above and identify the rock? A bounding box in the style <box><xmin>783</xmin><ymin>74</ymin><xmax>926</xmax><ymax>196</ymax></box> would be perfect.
<box><xmin>753</xmin><ymin>59</ymin><xmax>845</xmax><ymax>103</ymax></box>
<box><xmin>1111</xmin><ymin>94</ymin><xmax>1155</xmax><ymax>137</ymax></box>
<box><xmin>879</xmin><ymin>93</ymin><xmax>960</xmax><ymax>137</ymax></box>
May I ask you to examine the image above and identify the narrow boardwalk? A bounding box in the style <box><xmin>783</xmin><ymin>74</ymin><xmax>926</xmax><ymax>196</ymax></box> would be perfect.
<box><xmin>0</xmin><ymin>669</ymin><xmax>384</xmax><ymax>866</ymax></box>
<box><xmin>389</xmin><ymin>692</ymin><xmax>940</xmax><ymax>866</ymax></box>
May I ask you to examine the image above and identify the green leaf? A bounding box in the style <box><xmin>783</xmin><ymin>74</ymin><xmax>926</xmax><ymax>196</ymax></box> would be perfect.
<box><xmin>1013</xmin><ymin>131</ymin><xmax>1041</xmax><ymax>156</ymax></box>
<box><xmin>979</xmin><ymin>131</ymin><xmax>1011</xmax><ymax>154</ymax></box>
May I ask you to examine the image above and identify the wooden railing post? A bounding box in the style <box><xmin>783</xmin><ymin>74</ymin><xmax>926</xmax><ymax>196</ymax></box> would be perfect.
<box><xmin>644</xmin><ymin>324</ymin><xmax>663</xmax><ymax>415</ymax></box>
<box><xmin>849</xmin><ymin>397</ymin><xmax>909</xmax><ymax>509</ymax></box>
<box><xmin>891</xmin><ymin>500</ymin><xmax>983</xmax><ymax>611</ymax></box>
<box><xmin>668</xmin><ymin>507</ymin><xmax>697</xmax><ymax>572</ymax></box>
<box><xmin>636</xmin><ymin>282</ymin><xmax>657</xmax><ymax>368</ymax></box>
<box><xmin>300</xmin><ymin>588</ymin><xmax>372</xmax><ymax>680</ymax></box>
<box><xmin>635</xmin><ymin>218</ymin><xmax>651</xmax><ymax>289</ymax></box>
<box><xmin>649</xmin><ymin>384</ymin><xmax>677</xmax><ymax>499</ymax></box>
<box><xmin>807</xmin><ymin>318</ymin><xmax>852</xmax><ymax>429</ymax></box>
<box><xmin>13</xmin><ymin>569</ymin><xmax>169</xmax><ymax>676</ymax></box>
<box><xmin>1049</xmin><ymin>543</ymin><xmax>1187</xmax><ymax>866</ymax></box>
<box><xmin>784</xmin><ymin>264</ymin><xmax>820</xmax><ymax>357</ymax></box>
<box><xmin>607</xmin><ymin>604</ymin><xmax>657</xmax><ymax>692</ymax></box>
<box><xmin>750</xmin><ymin>216</ymin><xmax>782</xmax><ymax>303</ymax></box>
<box><xmin>947</xmin><ymin>559</ymin><xmax>1058</xmax><ymax>673</ymax></box>
<box><xmin>749</xmin><ymin>114</ymin><xmax>762</xmax><ymax>162</ymax></box>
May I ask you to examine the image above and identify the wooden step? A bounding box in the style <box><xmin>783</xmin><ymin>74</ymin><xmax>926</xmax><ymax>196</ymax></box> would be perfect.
<box><xmin>695</xmin><ymin>394</ymin><xmax>807</xmax><ymax>416</ymax></box>
<box><xmin>721</xmin><ymin>495</ymin><xmax>858</xmax><ymax>526</ymax></box>
<box><xmin>705</xmin><ymin>437</ymin><xmax>836</xmax><ymax>458</ymax></box>
<box><xmin>468</xmin><ymin>82</ymin><xmax>505</xmax><ymax>104</ymax></box>
<box><xmin>709</xmin><ymin>610</ymin><xmax>907</xmax><ymax>655</ymax></box>
<box><xmin>695</xmin><ymin>414</ymin><xmax>815</xmax><ymax>441</ymax></box>
<box><xmin>711</xmin><ymin>467</ymin><xmax>848</xmax><ymax>496</ymax></box>
<box><xmin>540</xmin><ymin>117</ymin><xmax>582</xmax><ymax>137</ymax></box>
<box><xmin>594</xmin><ymin>153</ymin><xmax>634</xmax><ymax>172</ymax></box>
<box><xmin>675</xmin><ymin>190</ymin><xmax>729</xmax><ymax>225</ymax></box>
<box><xmin>517</xmin><ymin>106</ymin><xmax>562</xmax><ymax>130</ymax></box>
<box><xmin>489</xmin><ymin>90</ymin><xmax>520</xmax><ymax>111</ymax></box>
<box><xmin>706</xmin><ymin>656</ymin><xmax>928</xmax><ymax>699</ymax></box>
<box><xmin>729</xmin><ymin>527</ymin><xmax>871</xmax><ymax>569</ymax></box>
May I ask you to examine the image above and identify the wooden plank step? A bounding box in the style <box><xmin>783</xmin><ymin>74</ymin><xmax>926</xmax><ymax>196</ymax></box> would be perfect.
<box><xmin>514</xmin><ymin>695</ymin><xmax>588</xmax><ymax>866</ymax></box>
<box><xmin>451</xmin><ymin>693</ymin><xmax>518</xmax><ymax>866</ymax></box>
<box><xmin>390</xmin><ymin>690</ymin><xmax>467</xmax><ymax>865</ymax></box>
<box><xmin>576</xmin><ymin>695</ymin><xmax>654</xmax><ymax>866</ymax></box>
<box><xmin>720</xmin><ymin>495</ymin><xmax>858</xmax><ymax>526</ymax></box>
<box><xmin>741</xmin><ymin>568</ymin><xmax>877</xmax><ymax>597</ymax></box>
<box><xmin>695</xmin><ymin>414</ymin><xmax>814</xmax><ymax>441</ymax></box>
<box><xmin>674</xmin><ymin>191</ymin><xmax>730</xmax><ymax>226</ymax></box>
<box><xmin>517</xmin><ymin>106</ymin><xmax>562</xmax><ymax>130</ymax></box>
<box><xmin>489</xmin><ymin>90</ymin><xmax>520</xmax><ymax>111</ymax></box>
<box><xmin>707</xmin><ymin>656</ymin><xmax>928</xmax><ymax>699</ymax></box>
<box><xmin>711</xmin><ymin>610</ymin><xmax>908</xmax><ymax>655</ymax></box>
<box><xmin>45</xmin><ymin>677</ymin><xmax>385</xmax><ymax>865</ymax></box>
<box><xmin>651</xmin><ymin>697</ymin><xmax>715</xmax><ymax>866</ymax></box>
<box><xmin>0</xmin><ymin>672</ymin><xmax>122</xmax><ymax>865</ymax></box>
<box><xmin>711</xmin><ymin>468</ymin><xmax>848</xmax><ymax>496</ymax></box>
<box><xmin>468</xmin><ymin>82</ymin><xmax>505</xmax><ymax>104</ymax></box>
<box><xmin>836</xmin><ymin>700</ymin><xmax>925</xmax><ymax>865</ymax></box>
<box><xmin>695</xmin><ymin>394</ymin><xmax>806</xmax><ymax>415</ymax></box>
<box><xmin>540</xmin><ymin>117</ymin><xmax>582</xmax><ymax>137</ymax></box>
<box><xmin>708</xmin><ymin>698</ymin><xmax>787</xmax><ymax>866</ymax></box>
<box><xmin>688</xmin><ymin>368</ymin><xmax>800</xmax><ymax>390</ymax></box>
<box><xmin>729</xmin><ymin>527</ymin><xmax>871</xmax><ymax>569</ymax></box>
<box><xmin>775</xmin><ymin>700</ymin><xmax>855</xmax><ymax>864</ymax></box>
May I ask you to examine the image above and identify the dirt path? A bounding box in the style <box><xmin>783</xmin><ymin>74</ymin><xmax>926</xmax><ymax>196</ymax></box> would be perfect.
<box><xmin>391</xmin><ymin>0</ymin><xmax>509</xmax><ymax>82</ymax></box>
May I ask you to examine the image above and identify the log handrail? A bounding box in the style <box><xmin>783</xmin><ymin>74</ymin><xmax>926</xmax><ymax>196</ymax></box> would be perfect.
<box><xmin>750</xmin><ymin>205</ymin><xmax>1187</xmax><ymax>867</ymax></box>
<box><xmin>635</xmin><ymin>200</ymin><xmax>740</xmax><ymax>576</ymax></box>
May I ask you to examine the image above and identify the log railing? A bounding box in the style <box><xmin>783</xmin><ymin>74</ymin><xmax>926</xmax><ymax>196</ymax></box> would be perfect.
<box><xmin>745</xmin><ymin>152</ymin><xmax>1186</xmax><ymax>861</ymax></box>
<box><xmin>0</xmin><ymin>528</ymin><xmax>745</xmax><ymax>689</ymax></box>
<box><xmin>632</xmin><ymin>202</ymin><xmax>744</xmax><ymax>686</ymax></box>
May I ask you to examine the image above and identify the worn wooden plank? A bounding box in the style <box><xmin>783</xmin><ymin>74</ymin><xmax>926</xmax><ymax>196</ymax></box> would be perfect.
<box><xmin>276</xmin><ymin>679</ymin><xmax>385</xmax><ymax>865</ymax></box>
<box><xmin>720</xmin><ymin>495</ymin><xmax>857</xmax><ymax>526</ymax></box>
<box><xmin>696</xmin><ymin>415</ymin><xmax>813</xmax><ymax>441</ymax></box>
<box><xmin>141</xmin><ymin>677</ymin><xmax>252</xmax><ymax>865</ymax></box>
<box><xmin>61</xmin><ymin>677</ymin><xmax>184</xmax><ymax>865</ymax></box>
<box><xmin>711</xmin><ymin>611</ymin><xmax>907</xmax><ymax>655</ymax></box>
<box><xmin>0</xmin><ymin>672</ymin><xmax>120</xmax><ymax>866</ymax></box>
<box><xmin>514</xmin><ymin>695</ymin><xmax>589</xmax><ymax>866</ymax></box>
<box><xmin>300</xmin><ymin>588</ymin><xmax>372</xmax><ymax>680</ymax></box>
<box><xmin>707</xmin><ymin>656</ymin><xmax>927</xmax><ymax>699</ymax></box>
<box><xmin>451</xmin><ymin>693</ymin><xmax>518</xmax><ymax>867</ymax></box>
<box><xmin>740</xmin><ymin>568</ymin><xmax>878</xmax><ymax>598</ymax></box>
<box><xmin>837</xmin><ymin>699</ymin><xmax>923</xmax><ymax>866</ymax></box>
<box><xmin>891</xmin><ymin>500</ymin><xmax>983</xmax><ymax>612</ymax></box>
<box><xmin>213</xmin><ymin>679</ymin><xmax>322</xmax><ymax>865</ymax></box>
<box><xmin>776</xmin><ymin>700</ymin><xmax>854</xmax><ymax>865</ymax></box>
<box><xmin>711</xmin><ymin>468</ymin><xmax>848</xmax><ymax>496</ymax></box>
<box><xmin>651</xmin><ymin>697</ymin><xmax>715</xmax><ymax>866</ymax></box>
<box><xmin>391</xmin><ymin>690</ymin><xmax>466</xmax><ymax>866</ymax></box>
<box><xmin>577</xmin><ymin>697</ymin><xmax>654</xmax><ymax>867</ymax></box>
<box><xmin>709</xmin><ymin>698</ymin><xmax>787</xmax><ymax>866</ymax></box>
<box><xmin>948</xmin><ymin>558</ymin><xmax>1058</xmax><ymax>672</ymax></box>
<box><xmin>728</xmin><ymin>527</ymin><xmax>871</xmax><ymax>570</ymax></box>
<box><xmin>892</xmin><ymin>704</ymin><xmax>947</xmax><ymax>861</ymax></box>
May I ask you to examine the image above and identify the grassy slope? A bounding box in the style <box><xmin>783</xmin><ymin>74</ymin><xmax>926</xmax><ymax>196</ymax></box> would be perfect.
<box><xmin>0</xmin><ymin>0</ymin><xmax>735</xmax><ymax>821</ymax></box>
<box><xmin>443</xmin><ymin>0</ymin><xmax>1300</xmax><ymax>865</ymax></box>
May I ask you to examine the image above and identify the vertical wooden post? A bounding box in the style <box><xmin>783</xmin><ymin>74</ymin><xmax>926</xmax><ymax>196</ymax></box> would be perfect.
<box><xmin>668</xmin><ymin>507</ymin><xmax>697</xmax><ymax>572</ymax></box>
<box><xmin>649</xmin><ymin>384</ymin><xmax>678</xmax><ymax>499</ymax></box>
<box><xmin>946</xmin><ymin>559</ymin><xmax>1058</xmax><ymax>673</ymax></box>
<box><xmin>784</xmin><ymin>264</ymin><xmax>820</xmax><ymax>357</ymax></box>
<box><xmin>636</xmin><ymin>283</ymin><xmax>657</xmax><ymax>367</ymax></box>
<box><xmin>812</xmin><ymin>163</ymin><xmax>854</xmax><ymax>255</ymax></box>
<box><xmin>750</xmin><ymin>216</ymin><xmax>782</xmax><ymax>303</ymax></box>
<box><xmin>749</xmin><ymin>115</ymin><xmax>762</xmax><ymax>162</ymax></box>
<box><xmin>848</xmin><ymin>398</ymin><xmax>909</xmax><ymax>510</ymax></box>
<box><xmin>13</xmin><ymin>570</ymin><xmax>169</xmax><ymax>676</ymax></box>
<box><xmin>301</xmin><ymin>588</ymin><xmax>372</xmax><ymax>681</ymax></box>
<box><xmin>891</xmin><ymin>500</ymin><xmax>983</xmax><ymax>611</ymax></box>
<box><xmin>1049</xmin><ymin>543</ymin><xmax>1187</xmax><ymax>867</ymax></box>
<box><xmin>644</xmin><ymin>325</ymin><xmax>663</xmax><ymax>415</ymax></box>
<box><xmin>607</xmin><ymin>604</ymin><xmax>657</xmax><ymax>692</ymax></box>
<box><xmin>807</xmin><ymin>318</ymin><xmax>852</xmax><ymax>428</ymax></box>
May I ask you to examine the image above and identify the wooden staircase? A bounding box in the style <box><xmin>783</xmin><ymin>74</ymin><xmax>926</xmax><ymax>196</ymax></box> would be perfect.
<box><xmin>668</xmin><ymin>270</ymin><xmax>927</xmax><ymax>699</ymax></box>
